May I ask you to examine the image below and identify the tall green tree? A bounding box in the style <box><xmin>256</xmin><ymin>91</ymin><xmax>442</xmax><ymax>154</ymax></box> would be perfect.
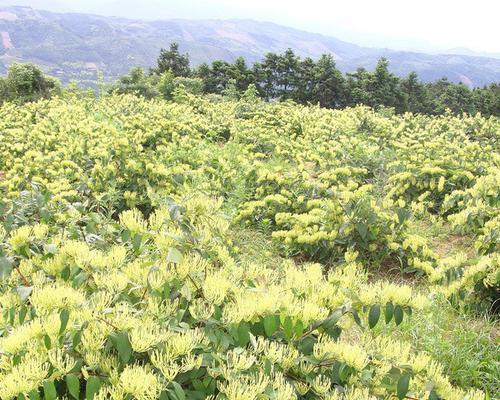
<box><xmin>195</xmin><ymin>62</ymin><xmax>213</xmax><ymax>92</ymax></box>
<box><xmin>196</xmin><ymin>60</ymin><xmax>232</xmax><ymax>94</ymax></box>
<box><xmin>369</xmin><ymin>58</ymin><xmax>407</xmax><ymax>113</ymax></box>
<box><xmin>345</xmin><ymin>67</ymin><xmax>373</xmax><ymax>107</ymax></box>
<box><xmin>473</xmin><ymin>83</ymin><xmax>500</xmax><ymax>116</ymax></box>
<box><xmin>0</xmin><ymin>77</ymin><xmax>7</xmax><ymax>101</ymax></box>
<box><xmin>111</xmin><ymin>45</ymin><xmax>500</xmax><ymax>117</ymax></box>
<box><xmin>253</xmin><ymin>52</ymin><xmax>280</xmax><ymax>100</ymax></box>
<box><xmin>427</xmin><ymin>78</ymin><xmax>474</xmax><ymax>115</ymax></box>
<box><xmin>294</xmin><ymin>57</ymin><xmax>316</xmax><ymax>104</ymax></box>
<box><xmin>401</xmin><ymin>72</ymin><xmax>431</xmax><ymax>114</ymax></box>
<box><xmin>231</xmin><ymin>57</ymin><xmax>254</xmax><ymax>93</ymax></box>
<box><xmin>112</xmin><ymin>67</ymin><xmax>160</xmax><ymax>99</ymax></box>
<box><xmin>311</xmin><ymin>54</ymin><xmax>345</xmax><ymax>108</ymax></box>
<box><xmin>0</xmin><ymin>63</ymin><xmax>60</xmax><ymax>104</ymax></box>
<box><xmin>276</xmin><ymin>48</ymin><xmax>301</xmax><ymax>100</ymax></box>
<box><xmin>194</xmin><ymin>58</ymin><xmax>253</xmax><ymax>96</ymax></box>
<box><xmin>154</xmin><ymin>42</ymin><xmax>191</xmax><ymax>77</ymax></box>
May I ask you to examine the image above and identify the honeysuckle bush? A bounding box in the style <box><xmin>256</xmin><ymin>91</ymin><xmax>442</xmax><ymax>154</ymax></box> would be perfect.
<box><xmin>443</xmin><ymin>166</ymin><xmax>499</xmax><ymax>255</ymax></box>
<box><xmin>0</xmin><ymin>188</ymin><xmax>482</xmax><ymax>400</ymax></box>
<box><xmin>0</xmin><ymin>93</ymin><xmax>498</xmax><ymax>399</ymax></box>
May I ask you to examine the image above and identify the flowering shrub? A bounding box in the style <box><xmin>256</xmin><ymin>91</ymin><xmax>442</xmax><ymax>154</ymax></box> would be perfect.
<box><xmin>0</xmin><ymin>94</ymin><xmax>497</xmax><ymax>399</ymax></box>
<box><xmin>0</xmin><ymin>189</ymin><xmax>482</xmax><ymax>400</ymax></box>
<box><xmin>444</xmin><ymin>167</ymin><xmax>500</xmax><ymax>254</ymax></box>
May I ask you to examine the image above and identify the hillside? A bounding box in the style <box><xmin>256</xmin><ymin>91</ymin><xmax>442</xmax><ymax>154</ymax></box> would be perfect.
<box><xmin>1</xmin><ymin>5</ymin><xmax>500</xmax><ymax>86</ymax></box>
<box><xmin>0</xmin><ymin>93</ymin><xmax>498</xmax><ymax>399</ymax></box>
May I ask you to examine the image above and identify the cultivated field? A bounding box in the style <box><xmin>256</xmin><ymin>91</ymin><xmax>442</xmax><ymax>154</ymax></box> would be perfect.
<box><xmin>0</xmin><ymin>93</ymin><xmax>498</xmax><ymax>399</ymax></box>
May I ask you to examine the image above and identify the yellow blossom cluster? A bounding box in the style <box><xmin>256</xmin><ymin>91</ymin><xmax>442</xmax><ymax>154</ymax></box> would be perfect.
<box><xmin>0</xmin><ymin>94</ymin><xmax>496</xmax><ymax>399</ymax></box>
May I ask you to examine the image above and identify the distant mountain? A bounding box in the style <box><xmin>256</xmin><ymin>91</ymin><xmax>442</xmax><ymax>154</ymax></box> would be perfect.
<box><xmin>443</xmin><ymin>47</ymin><xmax>500</xmax><ymax>60</ymax></box>
<box><xmin>0</xmin><ymin>5</ymin><xmax>499</xmax><ymax>87</ymax></box>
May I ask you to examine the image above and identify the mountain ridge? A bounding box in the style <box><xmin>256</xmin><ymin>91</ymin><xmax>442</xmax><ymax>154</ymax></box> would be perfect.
<box><xmin>0</xmin><ymin>5</ymin><xmax>499</xmax><ymax>87</ymax></box>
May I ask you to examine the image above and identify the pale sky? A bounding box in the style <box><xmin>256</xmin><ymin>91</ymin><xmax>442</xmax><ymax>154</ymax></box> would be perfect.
<box><xmin>195</xmin><ymin>0</ymin><xmax>500</xmax><ymax>53</ymax></box>
<box><xmin>8</xmin><ymin>0</ymin><xmax>500</xmax><ymax>53</ymax></box>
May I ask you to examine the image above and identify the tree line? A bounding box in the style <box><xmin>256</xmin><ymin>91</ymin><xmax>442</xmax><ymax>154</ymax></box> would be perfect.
<box><xmin>0</xmin><ymin>42</ymin><xmax>499</xmax><ymax>116</ymax></box>
<box><xmin>116</xmin><ymin>43</ymin><xmax>500</xmax><ymax>116</ymax></box>
<box><xmin>0</xmin><ymin>63</ymin><xmax>61</xmax><ymax>104</ymax></box>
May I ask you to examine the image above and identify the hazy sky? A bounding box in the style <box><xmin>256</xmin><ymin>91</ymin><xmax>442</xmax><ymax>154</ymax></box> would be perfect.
<box><xmin>197</xmin><ymin>0</ymin><xmax>500</xmax><ymax>53</ymax></box>
<box><xmin>10</xmin><ymin>0</ymin><xmax>500</xmax><ymax>53</ymax></box>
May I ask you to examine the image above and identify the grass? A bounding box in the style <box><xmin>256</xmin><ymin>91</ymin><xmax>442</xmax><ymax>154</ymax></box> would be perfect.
<box><xmin>234</xmin><ymin>219</ymin><xmax>500</xmax><ymax>396</ymax></box>
<box><xmin>396</xmin><ymin>296</ymin><xmax>499</xmax><ymax>397</ymax></box>
<box><xmin>408</xmin><ymin>218</ymin><xmax>477</xmax><ymax>258</ymax></box>
<box><xmin>396</xmin><ymin>217</ymin><xmax>499</xmax><ymax>397</ymax></box>
<box><xmin>230</xmin><ymin>226</ymin><xmax>284</xmax><ymax>268</ymax></box>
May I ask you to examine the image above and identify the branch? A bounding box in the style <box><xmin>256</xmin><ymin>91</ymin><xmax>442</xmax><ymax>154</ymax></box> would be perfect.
<box><xmin>96</xmin><ymin>317</ymin><xmax>119</xmax><ymax>331</ymax></box>
<box><xmin>14</xmin><ymin>266</ymin><xmax>30</xmax><ymax>286</ymax></box>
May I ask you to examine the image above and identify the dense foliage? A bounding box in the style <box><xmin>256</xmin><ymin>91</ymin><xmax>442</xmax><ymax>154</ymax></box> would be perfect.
<box><xmin>2</xmin><ymin>6</ymin><xmax>499</xmax><ymax>89</ymax></box>
<box><xmin>0</xmin><ymin>93</ymin><xmax>498</xmax><ymax>400</ymax></box>
<box><xmin>112</xmin><ymin>44</ymin><xmax>500</xmax><ymax>116</ymax></box>
<box><xmin>0</xmin><ymin>63</ymin><xmax>61</xmax><ymax>105</ymax></box>
<box><xmin>2</xmin><ymin>46</ymin><xmax>499</xmax><ymax>117</ymax></box>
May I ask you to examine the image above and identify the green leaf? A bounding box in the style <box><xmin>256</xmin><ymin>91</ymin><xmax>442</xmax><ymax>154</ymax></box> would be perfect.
<box><xmin>9</xmin><ymin>307</ymin><xmax>15</xmax><ymax>325</ymax></box>
<box><xmin>339</xmin><ymin>363</ymin><xmax>350</xmax><ymax>381</ymax></box>
<box><xmin>43</xmin><ymin>380</ymin><xmax>57</xmax><ymax>400</ymax></box>
<box><xmin>72</xmin><ymin>270</ymin><xmax>88</xmax><ymax>287</ymax></box>
<box><xmin>171</xmin><ymin>382</ymin><xmax>186</xmax><ymax>400</ymax></box>
<box><xmin>321</xmin><ymin>309</ymin><xmax>343</xmax><ymax>338</ymax></box>
<box><xmin>112</xmin><ymin>332</ymin><xmax>132</xmax><ymax>363</ymax></box>
<box><xmin>73</xmin><ymin>329</ymin><xmax>83</xmax><ymax>348</ymax></box>
<box><xmin>59</xmin><ymin>309</ymin><xmax>70</xmax><ymax>335</ymax></box>
<box><xmin>294</xmin><ymin>319</ymin><xmax>304</xmax><ymax>337</ymax></box>
<box><xmin>405</xmin><ymin>306</ymin><xmax>412</xmax><ymax>317</ymax></box>
<box><xmin>325</xmin><ymin>324</ymin><xmax>342</xmax><ymax>339</ymax></box>
<box><xmin>132</xmin><ymin>234</ymin><xmax>142</xmax><ymax>253</ymax></box>
<box><xmin>263</xmin><ymin>314</ymin><xmax>279</xmax><ymax>337</ymax></box>
<box><xmin>237</xmin><ymin>321</ymin><xmax>250</xmax><ymax>347</ymax></box>
<box><xmin>12</xmin><ymin>354</ymin><xmax>21</xmax><ymax>366</ymax></box>
<box><xmin>66</xmin><ymin>374</ymin><xmax>80</xmax><ymax>399</ymax></box>
<box><xmin>159</xmin><ymin>392</ymin><xmax>169</xmax><ymax>400</ymax></box>
<box><xmin>351</xmin><ymin>310</ymin><xmax>362</xmax><ymax>327</ymax></box>
<box><xmin>16</xmin><ymin>286</ymin><xmax>33</xmax><ymax>301</ymax></box>
<box><xmin>397</xmin><ymin>374</ymin><xmax>411</xmax><ymax>399</ymax></box>
<box><xmin>0</xmin><ymin>256</ymin><xmax>13</xmax><ymax>280</ymax></box>
<box><xmin>121</xmin><ymin>229</ymin><xmax>131</xmax><ymax>242</ymax></box>
<box><xmin>396</xmin><ymin>208</ymin><xmax>411</xmax><ymax>225</ymax></box>
<box><xmin>264</xmin><ymin>358</ymin><xmax>272</xmax><ymax>375</ymax></box>
<box><xmin>86</xmin><ymin>376</ymin><xmax>101</xmax><ymax>400</ymax></box>
<box><xmin>385</xmin><ymin>302</ymin><xmax>394</xmax><ymax>324</ymax></box>
<box><xmin>191</xmin><ymin>379</ymin><xmax>204</xmax><ymax>392</ymax></box>
<box><xmin>28</xmin><ymin>390</ymin><xmax>40</xmax><ymax>400</ymax></box>
<box><xmin>394</xmin><ymin>305</ymin><xmax>404</xmax><ymax>326</ymax></box>
<box><xmin>428</xmin><ymin>390</ymin><xmax>439</xmax><ymax>400</ymax></box>
<box><xmin>282</xmin><ymin>316</ymin><xmax>293</xmax><ymax>340</ymax></box>
<box><xmin>167</xmin><ymin>247</ymin><xmax>183</xmax><ymax>264</ymax></box>
<box><xmin>356</xmin><ymin>223</ymin><xmax>368</xmax><ymax>241</ymax></box>
<box><xmin>368</xmin><ymin>304</ymin><xmax>381</xmax><ymax>329</ymax></box>
<box><xmin>44</xmin><ymin>334</ymin><xmax>51</xmax><ymax>350</ymax></box>
<box><xmin>19</xmin><ymin>306</ymin><xmax>28</xmax><ymax>324</ymax></box>
<box><xmin>61</xmin><ymin>266</ymin><xmax>71</xmax><ymax>281</ymax></box>
<box><xmin>298</xmin><ymin>336</ymin><xmax>316</xmax><ymax>355</ymax></box>
<box><xmin>324</xmin><ymin>309</ymin><xmax>343</xmax><ymax>327</ymax></box>
<box><xmin>70</xmin><ymin>360</ymin><xmax>83</xmax><ymax>374</ymax></box>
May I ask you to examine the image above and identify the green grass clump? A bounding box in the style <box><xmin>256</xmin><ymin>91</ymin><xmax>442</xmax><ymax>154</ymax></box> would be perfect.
<box><xmin>397</xmin><ymin>296</ymin><xmax>499</xmax><ymax>397</ymax></box>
